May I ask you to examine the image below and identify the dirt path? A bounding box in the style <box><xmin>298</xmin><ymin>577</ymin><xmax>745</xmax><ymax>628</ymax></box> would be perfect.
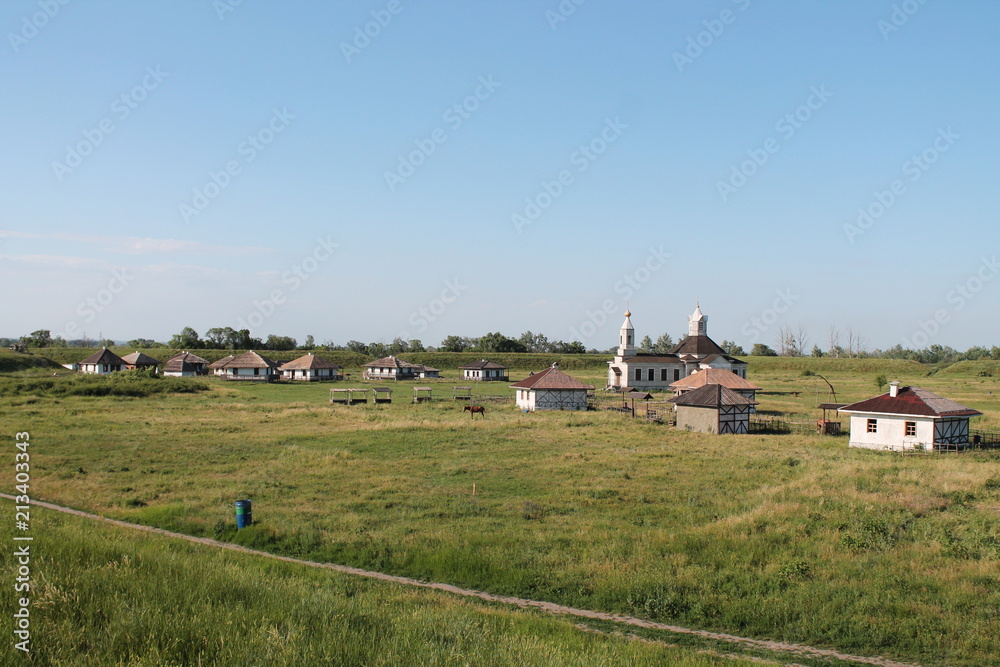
<box><xmin>3</xmin><ymin>493</ymin><xmax>920</xmax><ymax>667</ymax></box>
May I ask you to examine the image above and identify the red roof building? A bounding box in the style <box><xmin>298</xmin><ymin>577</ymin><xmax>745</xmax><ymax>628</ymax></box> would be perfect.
<box><xmin>838</xmin><ymin>382</ymin><xmax>981</xmax><ymax>451</ymax></box>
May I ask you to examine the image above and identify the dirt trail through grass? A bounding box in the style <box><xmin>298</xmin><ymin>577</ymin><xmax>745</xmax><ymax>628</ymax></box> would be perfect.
<box><xmin>5</xmin><ymin>493</ymin><xmax>921</xmax><ymax>667</ymax></box>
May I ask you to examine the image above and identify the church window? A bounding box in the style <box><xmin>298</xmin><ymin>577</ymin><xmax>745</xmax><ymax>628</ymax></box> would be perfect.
<box><xmin>634</xmin><ymin>368</ymin><xmax>642</xmax><ymax>382</ymax></box>
<box><xmin>660</xmin><ymin>369</ymin><xmax>667</xmax><ymax>381</ymax></box>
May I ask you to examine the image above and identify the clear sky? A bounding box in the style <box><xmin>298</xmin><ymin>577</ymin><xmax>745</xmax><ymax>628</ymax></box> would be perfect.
<box><xmin>2</xmin><ymin>0</ymin><xmax>997</xmax><ymax>351</ymax></box>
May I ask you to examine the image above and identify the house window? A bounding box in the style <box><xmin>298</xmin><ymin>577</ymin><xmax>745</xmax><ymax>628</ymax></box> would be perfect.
<box><xmin>905</xmin><ymin>421</ymin><xmax>916</xmax><ymax>437</ymax></box>
<box><xmin>648</xmin><ymin>369</ymin><xmax>654</xmax><ymax>381</ymax></box>
<box><xmin>674</xmin><ymin>369</ymin><xmax>680</xmax><ymax>381</ymax></box>
<box><xmin>660</xmin><ymin>369</ymin><xmax>667</xmax><ymax>381</ymax></box>
<box><xmin>254</xmin><ymin>368</ymin><xmax>259</xmax><ymax>376</ymax></box>
<box><xmin>634</xmin><ymin>368</ymin><xmax>642</xmax><ymax>381</ymax></box>
<box><xmin>867</xmin><ymin>418</ymin><xmax>878</xmax><ymax>433</ymax></box>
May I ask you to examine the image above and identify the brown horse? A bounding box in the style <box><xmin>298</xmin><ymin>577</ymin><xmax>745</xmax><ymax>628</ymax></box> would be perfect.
<box><xmin>463</xmin><ymin>405</ymin><xmax>486</xmax><ymax>418</ymax></box>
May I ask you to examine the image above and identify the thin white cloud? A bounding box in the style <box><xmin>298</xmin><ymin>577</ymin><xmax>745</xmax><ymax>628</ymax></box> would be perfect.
<box><xmin>0</xmin><ymin>254</ymin><xmax>109</xmax><ymax>271</ymax></box>
<box><xmin>0</xmin><ymin>230</ymin><xmax>271</xmax><ymax>256</ymax></box>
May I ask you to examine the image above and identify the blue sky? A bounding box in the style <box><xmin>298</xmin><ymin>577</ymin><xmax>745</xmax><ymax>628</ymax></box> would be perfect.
<box><xmin>2</xmin><ymin>0</ymin><xmax>997</xmax><ymax>351</ymax></box>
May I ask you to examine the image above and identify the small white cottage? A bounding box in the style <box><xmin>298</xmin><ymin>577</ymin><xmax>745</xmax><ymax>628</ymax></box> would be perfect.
<box><xmin>510</xmin><ymin>363</ymin><xmax>593</xmax><ymax>411</ymax></box>
<box><xmin>215</xmin><ymin>350</ymin><xmax>279</xmax><ymax>382</ymax></box>
<box><xmin>162</xmin><ymin>351</ymin><xmax>209</xmax><ymax>377</ymax></box>
<box><xmin>364</xmin><ymin>356</ymin><xmax>439</xmax><ymax>380</ymax></box>
<box><xmin>78</xmin><ymin>348</ymin><xmax>127</xmax><ymax>375</ymax></box>
<box><xmin>459</xmin><ymin>359</ymin><xmax>509</xmax><ymax>382</ymax></box>
<box><xmin>278</xmin><ymin>353</ymin><xmax>340</xmax><ymax>381</ymax></box>
<box><xmin>838</xmin><ymin>382</ymin><xmax>982</xmax><ymax>452</ymax></box>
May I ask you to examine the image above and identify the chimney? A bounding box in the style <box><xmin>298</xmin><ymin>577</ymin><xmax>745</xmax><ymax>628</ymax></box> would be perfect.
<box><xmin>889</xmin><ymin>381</ymin><xmax>899</xmax><ymax>398</ymax></box>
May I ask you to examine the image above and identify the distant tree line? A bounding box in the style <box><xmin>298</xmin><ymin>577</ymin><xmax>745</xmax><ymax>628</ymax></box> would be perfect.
<box><xmin>10</xmin><ymin>325</ymin><xmax>1000</xmax><ymax>365</ymax></box>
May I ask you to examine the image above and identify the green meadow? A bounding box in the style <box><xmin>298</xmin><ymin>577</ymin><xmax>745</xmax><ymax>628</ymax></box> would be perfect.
<box><xmin>3</xmin><ymin>351</ymin><xmax>1000</xmax><ymax>665</ymax></box>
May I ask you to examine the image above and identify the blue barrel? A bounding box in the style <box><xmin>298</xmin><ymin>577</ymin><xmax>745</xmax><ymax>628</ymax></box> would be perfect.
<box><xmin>235</xmin><ymin>499</ymin><xmax>253</xmax><ymax>529</ymax></box>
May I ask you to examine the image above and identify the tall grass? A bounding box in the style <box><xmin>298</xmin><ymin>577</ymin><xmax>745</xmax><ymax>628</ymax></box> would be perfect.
<box><xmin>4</xmin><ymin>370</ymin><xmax>1000</xmax><ymax>664</ymax></box>
<box><xmin>1</xmin><ymin>510</ymin><xmax>747</xmax><ymax>666</ymax></box>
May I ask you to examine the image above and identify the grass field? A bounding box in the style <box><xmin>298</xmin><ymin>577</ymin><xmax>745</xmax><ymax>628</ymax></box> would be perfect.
<box><xmin>3</xmin><ymin>356</ymin><xmax>1000</xmax><ymax>664</ymax></box>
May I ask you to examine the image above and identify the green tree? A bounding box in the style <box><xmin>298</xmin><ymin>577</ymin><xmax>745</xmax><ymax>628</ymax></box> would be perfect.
<box><xmin>638</xmin><ymin>335</ymin><xmax>654</xmax><ymax>353</ymax></box>
<box><xmin>266</xmin><ymin>334</ymin><xmax>297</xmax><ymax>351</ymax></box>
<box><xmin>439</xmin><ymin>335</ymin><xmax>470</xmax><ymax>352</ymax></box>
<box><xmin>720</xmin><ymin>339</ymin><xmax>746</xmax><ymax>356</ymax></box>
<box><xmin>169</xmin><ymin>327</ymin><xmax>203</xmax><ymax>350</ymax></box>
<box><xmin>874</xmin><ymin>374</ymin><xmax>888</xmax><ymax>392</ymax></box>
<box><xmin>204</xmin><ymin>327</ymin><xmax>235</xmax><ymax>349</ymax></box>
<box><xmin>652</xmin><ymin>333</ymin><xmax>675</xmax><ymax>354</ymax></box>
<box><xmin>475</xmin><ymin>332</ymin><xmax>526</xmax><ymax>353</ymax></box>
<box><xmin>23</xmin><ymin>329</ymin><xmax>53</xmax><ymax>347</ymax></box>
<box><xmin>301</xmin><ymin>335</ymin><xmax>315</xmax><ymax>349</ymax></box>
<box><xmin>518</xmin><ymin>331</ymin><xmax>550</xmax><ymax>353</ymax></box>
<box><xmin>811</xmin><ymin>345</ymin><xmax>824</xmax><ymax>357</ymax></box>
<box><xmin>751</xmin><ymin>343</ymin><xmax>777</xmax><ymax>357</ymax></box>
<box><xmin>346</xmin><ymin>340</ymin><xmax>368</xmax><ymax>354</ymax></box>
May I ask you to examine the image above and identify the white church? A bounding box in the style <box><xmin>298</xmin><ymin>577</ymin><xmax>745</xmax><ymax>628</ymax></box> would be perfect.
<box><xmin>607</xmin><ymin>305</ymin><xmax>748</xmax><ymax>391</ymax></box>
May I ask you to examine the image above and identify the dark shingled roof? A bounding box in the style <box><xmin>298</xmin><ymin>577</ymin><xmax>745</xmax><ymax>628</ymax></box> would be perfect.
<box><xmin>163</xmin><ymin>352</ymin><xmax>209</xmax><ymax>373</ymax></box>
<box><xmin>669</xmin><ymin>335</ymin><xmax>727</xmax><ymax>357</ymax></box>
<box><xmin>511</xmin><ymin>365</ymin><xmax>594</xmax><ymax>390</ymax></box>
<box><xmin>459</xmin><ymin>359</ymin><xmax>508</xmax><ymax>370</ymax></box>
<box><xmin>365</xmin><ymin>356</ymin><xmax>420</xmax><ymax>369</ymax></box>
<box><xmin>839</xmin><ymin>387</ymin><xmax>981</xmax><ymax>418</ymax></box>
<box><xmin>79</xmin><ymin>348</ymin><xmax>127</xmax><ymax>366</ymax></box>
<box><xmin>279</xmin><ymin>353</ymin><xmax>339</xmax><ymax>371</ymax></box>
<box><xmin>669</xmin><ymin>384</ymin><xmax>757</xmax><ymax>407</ymax></box>
<box><xmin>121</xmin><ymin>351</ymin><xmax>161</xmax><ymax>366</ymax></box>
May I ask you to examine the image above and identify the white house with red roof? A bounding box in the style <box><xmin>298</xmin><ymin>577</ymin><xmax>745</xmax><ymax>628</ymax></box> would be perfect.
<box><xmin>838</xmin><ymin>382</ymin><xmax>982</xmax><ymax>451</ymax></box>
<box><xmin>511</xmin><ymin>363</ymin><xmax>594</xmax><ymax>411</ymax></box>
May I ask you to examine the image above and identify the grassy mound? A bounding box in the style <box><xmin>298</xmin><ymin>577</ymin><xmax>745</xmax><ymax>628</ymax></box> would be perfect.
<box><xmin>0</xmin><ymin>349</ymin><xmax>64</xmax><ymax>373</ymax></box>
<box><xmin>937</xmin><ymin>360</ymin><xmax>1000</xmax><ymax>377</ymax></box>
<box><xmin>0</xmin><ymin>368</ymin><xmax>207</xmax><ymax>398</ymax></box>
<box><xmin>746</xmin><ymin>356</ymin><xmax>928</xmax><ymax>375</ymax></box>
